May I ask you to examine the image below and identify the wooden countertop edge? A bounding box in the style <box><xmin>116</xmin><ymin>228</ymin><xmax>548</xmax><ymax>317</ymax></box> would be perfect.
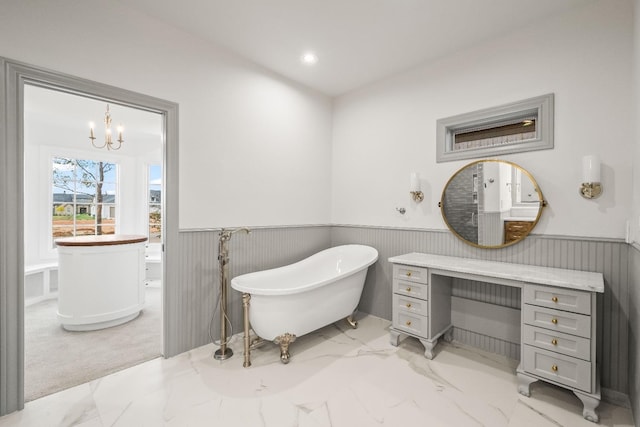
<box><xmin>55</xmin><ymin>235</ymin><xmax>148</xmax><ymax>247</ymax></box>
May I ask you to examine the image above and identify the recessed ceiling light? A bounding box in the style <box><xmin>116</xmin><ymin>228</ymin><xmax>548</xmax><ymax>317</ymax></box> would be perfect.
<box><xmin>301</xmin><ymin>52</ymin><xmax>318</xmax><ymax>65</ymax></box>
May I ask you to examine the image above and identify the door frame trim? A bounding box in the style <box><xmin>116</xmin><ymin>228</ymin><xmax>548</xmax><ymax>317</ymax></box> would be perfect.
<box><xmin>0</xmin><ymin>57</ymin><xmax>179</xmax><ymax>415</ymax></box>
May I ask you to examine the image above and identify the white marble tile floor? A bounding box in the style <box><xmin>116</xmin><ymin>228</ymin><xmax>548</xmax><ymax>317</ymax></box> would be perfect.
<box><xmin>0</xmin><ymin>315</ymin><xmax>634</xmax><ymax>426</ymax></box>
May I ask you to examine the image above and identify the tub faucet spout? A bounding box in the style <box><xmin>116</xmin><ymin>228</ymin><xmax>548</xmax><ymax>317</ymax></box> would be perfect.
<box><xmin>220</xmin><ymin>227</ymin><xmax>251</xmax><ymax>240</ymax></box>
<box><xmin>232</xmin><ymin>227</ymin><xmax>251</xmax><ymax>235</ymax></box>
<box><xmin>218</xmin><ymin>227</ymin><xmax>251</xmax><ymax>262</ymax></box>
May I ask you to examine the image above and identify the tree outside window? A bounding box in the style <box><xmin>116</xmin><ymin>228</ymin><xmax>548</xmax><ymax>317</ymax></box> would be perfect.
<box><xmin>52</xmin><ymin>157</ymin><xmax>117</xmax><ymax>242</ymax></box>
<box><xmin>148</xmin><ymin>164</ymin><xmax>162</xmax><ymax>243</ymax></box>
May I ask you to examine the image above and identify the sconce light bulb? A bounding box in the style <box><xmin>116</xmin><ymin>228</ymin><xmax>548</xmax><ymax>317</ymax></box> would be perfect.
<box><xmin>582</xmin><ymin>155</ymin><xmax>601</xmax><ymax>183</ymax></box>
<box><xmin>410</xmin><ymin>172</ymin><xmax>420</xmax><ymax>192</ymax></box>
<box><xmin>580</xmin><ymin>155</ymin><xmax>602</xmax><ymax>199</ymax></box>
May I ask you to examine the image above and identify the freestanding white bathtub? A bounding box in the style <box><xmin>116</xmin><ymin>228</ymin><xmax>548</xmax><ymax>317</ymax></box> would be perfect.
<box><xmin>231</xmin><ymin>244</ymin><xmax>378</xmax><ymax>365</ymax></box>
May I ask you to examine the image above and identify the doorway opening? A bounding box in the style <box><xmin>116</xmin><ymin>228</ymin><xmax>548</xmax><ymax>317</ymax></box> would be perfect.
<box><xmin>0</xmin><ymin>57</ymin><xmax>179</xmax><ymax>414</ymax></box>
<box><xmin>23</xmin><ymin>85</ymin><xmax>164</xmax><ymax>401</ymax></box>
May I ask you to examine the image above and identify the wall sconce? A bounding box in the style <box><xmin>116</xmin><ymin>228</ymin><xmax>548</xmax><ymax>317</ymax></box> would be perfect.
<box><xmin>580</xmin><ymin>155</ymin><xmax>602</xmax><ymax>199</ymax></box>
<box><xmin>410</xmin><ymin>172</ymin><xmax>424</xmax><ymax>202</ymax></box>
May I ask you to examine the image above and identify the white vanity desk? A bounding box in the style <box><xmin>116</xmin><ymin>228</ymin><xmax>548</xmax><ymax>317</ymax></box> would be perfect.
<box><xmin>388</xmin><ymin>252</ymin><xmax>605</xmax><ymax>423</ymax></box>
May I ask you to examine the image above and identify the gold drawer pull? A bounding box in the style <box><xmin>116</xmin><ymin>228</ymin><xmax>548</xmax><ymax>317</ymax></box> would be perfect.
<box><xmin>551</xmin><ymin>364</ymin><xmax>558</xmax><ymax>372</ymax></box>
<box><xmin>551</xmin><ymin>339</ymin><xmax>558</xmax><ymax>346</ymax></box>
<box><xmin>405</xmin><ymin>320</ymin><xmax>412</xmax><ymax>326</ymax></box>
<box><xmin>551</xmin><ymin>318</ymin><xmax>558</xmax><ymax>324</ymax></box>
<box><xmin>406</xmin><ymin>303</ymin><xmax>412</xmax><ymax>308</ymax></box>
<box><xmin>551</xmin><ymin>296</ymin><xmax>558</xmax><ymax>303</ymax></box>
<box><xmin>406</xmin><ymin>271</ymin><xmax>412</xmax><ymax>277</ymax></box>
<box><xmin>406</xmin><ymin>287</ymin><xmax>412</xmax><ymax>292</ymax></box>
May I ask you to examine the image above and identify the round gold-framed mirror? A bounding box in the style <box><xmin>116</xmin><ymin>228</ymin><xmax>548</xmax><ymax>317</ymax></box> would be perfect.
<box><xmin>439</xmin><ymin>159</ymin><xmax>545</xmax><ymax>248</ymax></box>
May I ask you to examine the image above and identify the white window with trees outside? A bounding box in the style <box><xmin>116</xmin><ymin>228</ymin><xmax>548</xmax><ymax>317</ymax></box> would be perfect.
<box><xmin>52</xmin><ymin>157</ymin><xmax>118</xmax><ymax>242</ymax></box>
<box><xmin>148</xmin><ymin>164</ymin><xmax>162</xmax><ymax>244</ymax></box>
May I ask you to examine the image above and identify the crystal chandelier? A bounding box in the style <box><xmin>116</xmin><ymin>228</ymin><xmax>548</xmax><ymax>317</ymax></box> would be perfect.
<box><xmin>89</xmin><ymin>104</ymin><xmax>123</xmax><ymax>150</ymax></box>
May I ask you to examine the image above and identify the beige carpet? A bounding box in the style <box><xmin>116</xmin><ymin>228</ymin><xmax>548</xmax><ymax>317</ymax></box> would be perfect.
<box><xmin>24</xmin><ymin>283</ymin><xmax>162</xmax><ymax>402</ymax></box>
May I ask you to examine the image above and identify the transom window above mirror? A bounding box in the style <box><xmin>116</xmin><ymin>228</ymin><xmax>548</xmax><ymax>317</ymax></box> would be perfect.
<box><xmin>436</xmin><ymin>93</ymin><xmax>554</xmax><ymax>163</ymax></box>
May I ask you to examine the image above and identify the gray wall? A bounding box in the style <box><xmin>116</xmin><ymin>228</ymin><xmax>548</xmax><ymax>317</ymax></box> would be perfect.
<box><xmin>629</xmin><ymin>245</ymin><xmax>640</xmax><ymax>421</ymax></box>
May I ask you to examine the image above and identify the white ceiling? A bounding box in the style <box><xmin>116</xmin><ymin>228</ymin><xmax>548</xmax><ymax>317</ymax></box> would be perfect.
<box><xmin>119</xmin><ymin>0</ymin><xmax>596</xmax><ymax>96</ymax></box>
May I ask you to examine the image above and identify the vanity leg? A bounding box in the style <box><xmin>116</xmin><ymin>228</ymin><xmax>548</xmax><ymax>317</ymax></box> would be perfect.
<box><xmin>574</xmin><ymin>391</ymin><xmax>600</xmax><ymax>423</ymax></box>
<box><xmin>419</xmin><ymin>339</ymin><xmax>436</xmax><ymax>360</ymax></box>
<box><xmin>443</xmin><ymin>327</ymin><xmax>454</xmax><ymax>343</ymax></box>
<box><xmin>389</xmin><ymin>329</ymin><xmax>403</xmax><ymax>346</ymax></box>
<box><xmin>516</xmin><ymin>372</ymin><xmax>538</xmax><ymax>397</ymax></box>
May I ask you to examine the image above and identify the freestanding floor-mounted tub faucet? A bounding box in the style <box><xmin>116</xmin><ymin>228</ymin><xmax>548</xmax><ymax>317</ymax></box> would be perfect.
<box><xmin>214</xmin><ymin>227</ymin><xmax>251</xmax><ymax>361</ymax></box>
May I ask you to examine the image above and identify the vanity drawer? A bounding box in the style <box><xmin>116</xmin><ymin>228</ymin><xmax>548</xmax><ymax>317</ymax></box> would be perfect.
<box><xmin>523</xmin><ymin>284</ymin><xmax>591</xmax><ymax>315</ymax></box>
<box><xmin>393</xmin><ymin>311</ymin><xmax>428</xmax><ymax>338</ymax></box>
<box><xmin>393</xmin><ymin>265</ymin><xmax>428</xmax><ymax>284</ymax></box>
<box><xmin>393</xmin><ymin>294</ymin><xmax>428</xmax><ymax>317</ymax></box>
<box><xmin>522</xmin><ymin>325</ymin><xmax>591</xmax><ymax>361</ymax></box>
<box><xmin>504</xmin><ymin>221</ymin><xmax>534</xmax><ymax>232</ymax></box>
<box><xmin>523</xmin><ymin>304</ymin><xmax>591</xmax><ymax>339</ymax></box>
<box><xmin>522</xmin><ymin>345</ymin><xmax>592</xmax><ymax>393</ymax></box>
<box><xmin>393</xmin><ymin>279</ymin><xmax>428</xmax><ymax>300</ymax></box>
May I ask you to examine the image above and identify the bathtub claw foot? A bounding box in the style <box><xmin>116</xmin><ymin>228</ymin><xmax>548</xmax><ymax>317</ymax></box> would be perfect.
<box><xmin>346</xmin><ymin>315</ymin><xmax>358</xmax><ymax>329</ymax></box>
<box><xmin>274</xmin><ymin>333</ymin><xmax>296</xmax><ymax>364</ymax></box>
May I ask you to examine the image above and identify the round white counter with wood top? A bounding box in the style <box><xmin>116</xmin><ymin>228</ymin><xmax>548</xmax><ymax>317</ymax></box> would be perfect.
<box><xmin>55</xmin><ymin>234</ymin><xmax>148</xmax><ymax>331</ymax></box>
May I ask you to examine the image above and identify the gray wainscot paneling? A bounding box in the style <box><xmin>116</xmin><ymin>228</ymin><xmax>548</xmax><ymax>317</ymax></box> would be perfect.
<box><xmin>173</xmin><ymin>226</ymin><xmax>332</xmax><ymax>356</ymax></box>
<box><xmin>330</xmin><ymin>225</ymin><xmax>630</xmax><ymax>405</ymax></box>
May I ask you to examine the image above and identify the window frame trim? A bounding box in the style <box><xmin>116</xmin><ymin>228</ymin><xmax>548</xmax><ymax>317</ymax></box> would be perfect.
<box><xmin>436</xmin><ymin>93</ymin><xmax>554</xmax><ymax>163</ymax></box>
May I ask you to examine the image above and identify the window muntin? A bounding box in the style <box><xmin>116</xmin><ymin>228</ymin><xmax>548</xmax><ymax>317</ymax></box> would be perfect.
<box><xmin>51</xmin><ymin>157</ymin><xmax>117</xmax><ymax>242</ymax></box>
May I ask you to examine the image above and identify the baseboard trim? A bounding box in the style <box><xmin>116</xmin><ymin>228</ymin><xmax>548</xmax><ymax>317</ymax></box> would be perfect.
<box><xmin>602</xmin><ymin>387</ymin><xmax>631</xmax><ymax>408</ymax></box>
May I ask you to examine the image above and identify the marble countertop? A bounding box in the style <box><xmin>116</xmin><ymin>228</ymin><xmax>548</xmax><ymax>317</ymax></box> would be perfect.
<box><xmin>388</xmin><ymin>252</ymin><xmax>604</xmax><ymax>293</ymax></box>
